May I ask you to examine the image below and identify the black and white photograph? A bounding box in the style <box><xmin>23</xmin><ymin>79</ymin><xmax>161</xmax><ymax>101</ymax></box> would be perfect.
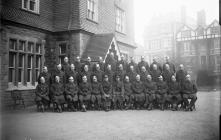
<box><xmin>0</xmin><ymin>0</ymin><xmax>220</xmax><ymax>140</ymax></box>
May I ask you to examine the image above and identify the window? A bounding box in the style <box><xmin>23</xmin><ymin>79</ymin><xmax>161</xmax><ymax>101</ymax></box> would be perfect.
<box><xmin>87</xmin><ymin>0</ymin><xmax>98</xmax><ymax>22</ymax></box>
<box><xmin>22</xmin><ymin>0</ymin><xmax>39</xmax><ymax>13</ymax></box>
<box><xmin>8</xmin><ymin>38</ymin><xmax>44</xmax><ymax>88</ymax></box>
<box><xmin>209</xmin><ymin>55</ymin><xmax>216</xmax><ymax>70</ymax></box>
<box><xmin>116</xmin><ymin>7</ymin><xmax>125</xmax><ymax>33</ymax></box>
<box><xmin>214</xmin><ymin>39</ymin><xmax>220</xmax><ymax>49</ymax></box>
<box><xmin>59</xmin><ymin>43</ymin><xmax>67</xmax><ymax>64</ymax></box>
<box><xmin>211</xmin><ymin>27</ymin><xmax>219</xmax><ymax>34</ymax></box>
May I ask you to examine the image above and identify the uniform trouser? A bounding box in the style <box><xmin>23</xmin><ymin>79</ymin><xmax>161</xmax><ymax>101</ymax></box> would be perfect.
<box><xmin>124</xmin><ymin>95</ymin><xmax>134</xmax><ymax>106</ymax></box>
<box><xmin>166</xmin><ymin>94</ymin><xmax>182</xmax><ymax>105</ymax></box>
<box><xmin>113</xmin><ymin>94</ymin><xmax>124</xmax><ymax>108</ymax></box>
<box><xmin>91</xmin><ymin>95</ymin><xmax>102</xmax><ymax>106</ymax></box>
<box><xmin>35</xmin><ymin>96</ymin><xmax>50</xmax><ymax>106</ymax></box>
<box><xmin>183</xmin><ymin>93</ymin><xmax>197</xmax><ymax>108</ymax></box>
<box><xmin>134</xmin><ymin>93</ymin><xmax>145</xmax><ymax>107</ymax></box>
<box><xmin>66</xmin><ymin>94</ymin><xmax>78</xmax><ymax>108</ymax></box>
<box><xmin>156</xmin><ymin>94</ymin><xmax>167</xmax><ymax>104</ymax></box>
<box><xmin>53</xmin><ymin>95</ymin><xmax>66</xmax><ymax>105</ymax></box>
<box><xmin>103</xmin><ymin>96</ymin><xmax>112</xmax><ymax>108</ymax></box>
<box><xmin>144</xmin><ymin>94</ymin><xmax>156</xmax><ymax>106</ymax></box>
<box><xmin>78</xmin><ymin>95</ymin><xmax>91</xmax><ymax>108</ymax></box>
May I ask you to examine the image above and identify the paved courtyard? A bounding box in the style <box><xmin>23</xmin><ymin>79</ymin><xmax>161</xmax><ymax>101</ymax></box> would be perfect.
<box><xmin>1</xmin><ymin>91</ymin><xmax>220</xmax><ymax>140</ymax></box>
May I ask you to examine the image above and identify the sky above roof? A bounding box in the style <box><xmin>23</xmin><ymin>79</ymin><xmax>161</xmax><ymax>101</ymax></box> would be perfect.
<box><xmin>134</xmin><ymin>0</ymin><xmax>219</xmax><ymax>45</ymax></box>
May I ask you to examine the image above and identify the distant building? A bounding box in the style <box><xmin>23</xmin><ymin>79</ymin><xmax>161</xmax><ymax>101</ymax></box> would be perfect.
<box><xmin>0</xmin><ymin>0</ymin><xmax>136</xmax><ymax>107</ymax></box>
<box><xmin>176</xmin><ymin>20</ymin><xmax>220</xmax><ymax>85</ymax></box>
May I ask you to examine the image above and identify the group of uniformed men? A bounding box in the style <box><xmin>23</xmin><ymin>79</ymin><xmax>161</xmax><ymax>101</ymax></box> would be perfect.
<box><xmin>35</xmin><ymin>52</ymin><xmax>197</xmax><ymax>113</ymax></box>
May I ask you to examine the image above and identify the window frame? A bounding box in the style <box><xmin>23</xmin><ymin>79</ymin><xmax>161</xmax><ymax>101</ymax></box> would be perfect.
<box><xmin>21</xmin><ymin>0</ymin><xmax>40</xmax><ymax>14</ymax></box>
<box><xmin>115</xmin><ymin>6</ymin><xmax>125</xmax><ymax>34</ymax></box>
<box><xmin>87</xmin><ymin>0</ymin><xmax>98</xmax><ymax>22</ymax></box>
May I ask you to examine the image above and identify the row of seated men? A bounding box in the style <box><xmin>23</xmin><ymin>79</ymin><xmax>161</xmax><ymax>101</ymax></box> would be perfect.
<box><xmin>35</xmin><ymin>56</ymin><xmax>197</xmax><ymax>112</ymax></box>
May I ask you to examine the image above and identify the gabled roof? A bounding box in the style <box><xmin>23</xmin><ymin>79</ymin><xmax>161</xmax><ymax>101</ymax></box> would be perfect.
<box><xmin>206</xmin><ymin>19</ymin><xmax>219</xmax><ymax>29</ymax></box>
<box><xmin>81</xmin><ymin>33</ymin><xmax>116</xmax><ymax>61</ymax></box>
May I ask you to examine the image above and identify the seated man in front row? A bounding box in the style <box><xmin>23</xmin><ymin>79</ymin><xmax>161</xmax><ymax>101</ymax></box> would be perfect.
<box><xmin>35</xmin><ymin>77</ymin><xmax>50</xmax><ymax>112</ymax></box>
<box><xmin>101</xmin><ymin>75</ymin><xmax>112</xmax><ymax>111</ymax></box>
<box><xmin>167</xmin><ymin>75</ymin><xmax>182</xmax><ymax>111</ymax></box>
<box><xmin>156</xmin><ymin>75</ymin><xmax>168</xmax><ymax>111</ymax></box>
<box><xmin>182</xmin><ymin>74</ymin><xmax>197</xmax><ymax>111</ymax></box>
<box><xmin>64</xmin><ymin>76</ymin><xmax>79</xmax><ymax>111</ymax></box>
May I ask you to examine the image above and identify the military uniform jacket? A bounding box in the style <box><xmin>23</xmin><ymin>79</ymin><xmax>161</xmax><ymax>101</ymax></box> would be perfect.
<box><xmin>113</xmin><ymin>81</ymin><xmax>124</xmax><ymax>95</ymax></box>
<box><xmin>38</xmin><ymin>72</ymin><xmax>51</xmax><ymax>86</ymax></box>
<box><xmin>138</xmin><ymin>61</ymin><xmax>150</xmax><ymax>73</ymax></box>
<box><xmin>140</xmin><ymin>71</ymin><xmax>149</xmax><ymax>82</ymax></box>
<box><xmin>62</xmin><ymin>62</ymin><xmax>71</xmax><ymax>74</ymax></box>
<box><xmin>52</xmin><ymin>69</ymin><xmax>65</xmax><ymax>84</ymax></box>
<box><xmin>176</xmin><ymin>70</ymin><xmax>187</xmax><ymax>85</ymax></box>
<box><xmin>126</xmin><ymin>71</ymin><xmax>137</xmax><ymax>82</ymax></box>
<box><xmin>162</xmin><ymin>70</ymin><xmax>173</xmax><ymax>84</ymax></box>
<box><xmin>74</xmin><ymin>61</ymin><xmax>82</xmax><ymax>73</ymax></box>
<box><xmin>156</xmin><ymin>81</ymin><xmax>168</xmax><ymax>94</ymax></box>
<box><xmin>168</xmin><ymin>81</ymin><xmax>181</xmax><ymax>95</ymax></box>
<box><xmin>150</xmin><ymin>70</ymin><xmax>161</xmax><ymax>82</ymax></box>
<box><xmin>101</xmin><ymin>81</ymin><xmax>112</xmax><ymax>95</ymax></box>
<box><xmin>132</xmin><ymin>81</ymin><xmax>144</xmax><ymax>94</ymax></box>
<box><xmin>79</xmin><ymin>71</ymin><xmax>91</xmax><ymax>83</ymax></box>
<box><xmin>98</xmin><ymin>62</ymin><xmax>105</xmax><ymax>72</ymax></box>
<box><xmin>124</xmin><ymin>82</ymin><xmax>132</xmax><ymax>95</ymax></box>
<box><xmin>50</xmin><ymin>83</ymin><xmax>64</xmax><ymax>96</ymax></box>
<box><xmin>105</xmin><ymin>56</ymin><xmax>117</xmax><ymax>71</ymax></box>
<box><xmin>163</xmin><ymin>62</ymin><xmax>176</xmax><ymax>74</ymax></box>
<box><xmin>144</xmin><ymin>81</ymin><xmax>157</xmax><ymax>94</ymax></box>
<box><xmin>104</xmin><ymin>70</ymin><xmax>114</xmax><ymax>83</ymax></box>
<box><xmin>117</xmin><ymin>60</ymin><xmax>128</xmax><ymax>70</ymax></box>
<box><xmin>150</xmin><ymin>62</ymin><xmax>162</xmax><ymax>72</ymax></box>
<box><xmin>79</xmin><ymin>82</ymin><xmax>92</xmax><ymax>96</ymax></box>
<box><xmin>182</xmin><ymin>81</ymin><xmax>197</xmax><ymax>94</ymax></box>
<box><xmin>91</xmin><ymin>82</ymin><xmax>102</xmax><ymax>95</ymax></box>
<box><xmin>114</xmin><ymin>70</ymin><xmax>126</xmax><ymax>82</ymax></box>
<box><xmin>65</xmin><ymin>83</ymin><xmax>79</xmax><ymax>96</ymax></box>
<box><xmin>127</xmin><ymin>62</ymin><xmax>138</xmax><ymax>73</ymax></box>
<box><xmin>67</xmin><ymin>70</ymin><xmax>78</xmax><ymax>83</ymax></box>
<box><xmin>92</xmin><ymin>70</ymin><xmax>104</xmax><ymax>82</ymax></box>
<box><xmin>36</xmin><ymin>83</ymin><xmax>49</xmax><ymax>97</ymax></box>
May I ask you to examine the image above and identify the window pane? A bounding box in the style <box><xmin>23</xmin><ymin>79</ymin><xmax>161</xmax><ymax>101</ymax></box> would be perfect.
<box><xmin>35</xmin><ymin>69</ymin><xmax>39</xmax><ymax>82</ymax></box>
<box><xmin>35</xmin><ymin>55</ymin><xmax>41</xmax><ymax>68</ymax></box>
<box><xmin>8</xmin><ymin>69</ymin><xmax>14</xmax><ymax>82</ymax></box>
<box><xmin>18</xmin><ymin>54</ymin><xmax>24</xmax><ymax>68</ymax></box>
<box><xmin>36</xmin><ymin>44</ymin><xmax>41</xmax><ymax>54</ymax></box>
<box><xmin>18</xmin><ymin>69</ymin><xmax>24</xmax><ymax>83</ymax></box>
<box><xmin>28</xmin><ymin>42</ymin><xmax>34</xmax><ymax>53</ymax></box>
<box><xmin>28</xmin><ymin>55</ymin><xmax>33</xmax><ymax>68</ymax></box>
<box><xmin>29</xmin><ymin>1</ymin><xmax>36</xmax><ymax>11</ymax></box>
<box><xmin>9</xmin><ymin>52</ymin><xmax>15</xmax><ymax>67</ymax></box>
<box><xmin>23</xmin><ymin>0</ymin><xmax>28</xmax><ymax>8</ymax></box>
<box><xmin>59</xmin><ymin>56</ymin><xmax>65</xmax><ymax>64</ymax></box>
<box><xmin>9</xmin><ymin>39</ymin><xmax>16</xmax><ymax>50</ymax></box>
<box><xmin>27</xmin><ymin>69</ymin><xmax>32</xmax><ymax>82</ymax></box>
<box><xmin>59</xmin><ymin>43</ymin><xmax>66</xmax><ymax>54</ymax></box>
<box><xmin>19</xmin><ymin>41</ymin><xmax>25</xmax><ymax>51</ymax></box>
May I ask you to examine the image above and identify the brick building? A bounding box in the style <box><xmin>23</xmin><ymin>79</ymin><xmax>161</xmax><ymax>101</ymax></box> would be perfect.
<box><xmin>176</xmin><ymin>20</ymin><xmax>220</xmax><ymax>86</ymax></box>
<box><xmin>0</xmin><ymin>0</ymin><xmax>136</xmax><ymax>107</ymax></box>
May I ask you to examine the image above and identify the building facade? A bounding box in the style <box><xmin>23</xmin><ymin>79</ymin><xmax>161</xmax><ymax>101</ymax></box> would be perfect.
<box><xmin>0</xmin><ymin>0</ymin><xmax>136</xmax><ymax>107</ymax></box>
<box><xmin>176</xmin><ymin>20</ymin><xmax>220</xmax><ymax>86</ymax></box>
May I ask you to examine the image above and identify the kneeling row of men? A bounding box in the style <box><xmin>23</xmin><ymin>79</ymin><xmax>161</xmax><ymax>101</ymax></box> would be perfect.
<box><xmin>35</xmin><ymin>71</ymin><xmax>197</xmax><ymax>112</ymax></box>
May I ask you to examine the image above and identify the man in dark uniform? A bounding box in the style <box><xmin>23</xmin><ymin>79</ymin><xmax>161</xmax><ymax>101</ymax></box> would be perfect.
<box><xmin>85</xmin><ymin>56</ymin><xmax>93</xmax><ymax>72</ymax></box>
<box><xmin>127</xmin><ymin>57</ymin><xmax>138</xmax><ymax>73</ymax></box>
<box><xmin>162</xmin><ymin>64</ymin><xmax>173</xmax><ymax>84</ymax></box>
<box><xmin>156</xmin><ymin>75</ymin><xmax>168</xmax><ymax>110</ymax></box>
<box><xmin>74</xmin><ymin>56</ymin><xmax>82</xmax><ymax>73</ymax></box>
<box><xmin>176</xmin><ymin>64</ymin><xmax>187</xmax><ymax>87</ymax></box>
<box><xmin>112</xmin><ymin>75</ymin><xmax>124</xmax><ymax>110</ymax></box>
<box><xmin>50</xmin><ymin>76</ymin><xmax>66</xmax><ymax>113</ymax></box>
<box><xmin>92</xmin><ymin>63</ymin><xmax>104</xmax><ymax>83</ymax></box>
<box><xmin>150</xmin><ymin>57</ymin><xmax>162</xmax><ymax>73</ymax></box>
<box><xmin>117</xmin><ymin>55</ymin><xmax>128</xmax><ymax>70</ymax></box>
<box><xmin>163</xmin><ymin>56</ymin><xmax>175</xmax><ymax>74</ymax></box>
<box><xmin>35</xmin><ymin>77</ymin><xmax>50</xmax><ymax>112</ymax></box>
<box><xmin>182</xmin><ymin>74</ymin><xmax>197</xmax><ymax>111</ymax></box>
<box><xmin>123</xmin><ymin>76</ymin><xmax>134</xmax><ymax>110</ymax></box>
<box><xmin>38</xmin><ymin>66</ymin><xmax>51</xmax><ymax>86</ymax></box>
<box><xmin>167</xmin><ymin>75</ymin><xmax>182</xmax><ymax>111</ymax></box>
<box><xmin>144</xmin><ymin>75</ymin><xmax>157</xmax><ymax>110</ymax></box>
<box><xmin>138</xmin><ymin>56</ymin><xmax>150</xmax><ymax>73</ymax></box>
<box><xmin>78</xmin><ymin>75</ymin><xmax>92</xmax><ymax>112</ymax></box>
<box><xmin>115</xmin><ymin>64</ymin><xmax>126</xmax><ymax>81</ymax></box>
<box><xmin>79</xmin><ymin>64</ymin><xmax>91</xmax><ymax>83</ymax></box>
<box><xmin>62</xmin><ymin>57</ymin><xmax>71</xmax><ymax>75</ymax></box>
<box><xmin>105</xmin><ymin>52</ymin><xmax>117</xmax><ymax>71</ymax></box>
<box><xmin>104</xmin><ymin>64</ymin><xmax>114</xmax><ymax>84</ymax></box>
<box><xmin>140</xmin><ymin>66</ymin><xmax>149</xmax><ymax>82</ymax></box>
<box><xmin>91</xmin><ymin>75</ymin><xmax>102</xmax><ymax>110</ymax></box>
<box><xmin>64</xmin><ymin>76</ymin><xmax>79</xmax><ymax>111</ymax></box>
<box><xmin>132</xmin><ymin>74</ymin><xmax>145</xmax><ymax>109</ymax></box>
<box><xmin>98</xmin><ymin>56</ymin><xmax>105</xmax><ymax>72</ymax></box>
<box><xmin>101</xmin><ymin>75</ymin><xmax>112</xmax><ymax>111</ymax></box>
<box><xmin>66</xmin><ymin>64</ymin><xmax>78</xmax><ymax>84</ymax></box>
<box><xmin>150</xmin><ymin>64</ymin><xmax>161</xmax><ymax>82</ymax></box>
<box><xmin>127</xmin><ymin>65</ymin><xmax>137</xmax><ymax>82</ymax></box>
<box><xmin>52</xmin><ymin>64</ymin><xmax>65</xmax><ymax>84</ymax></box>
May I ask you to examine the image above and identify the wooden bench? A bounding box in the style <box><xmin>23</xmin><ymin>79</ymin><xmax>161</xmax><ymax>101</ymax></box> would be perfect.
<box><xmin>11</xmin><ymin>89</ymin><xmax>25</xmax><ymax>109</ymax></box>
